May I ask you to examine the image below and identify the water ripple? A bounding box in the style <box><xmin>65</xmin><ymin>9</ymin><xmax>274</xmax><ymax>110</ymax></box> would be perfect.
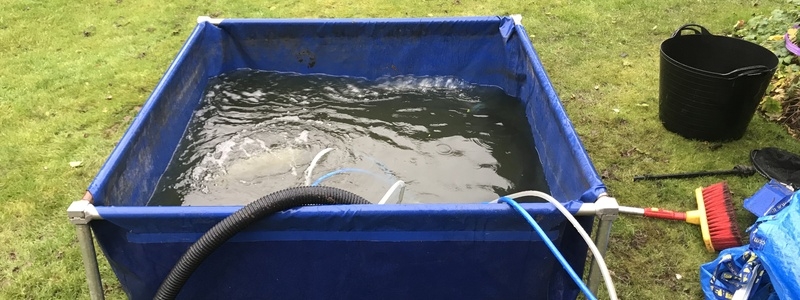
<box><xmin>149</xmin><ymin>70</ymin><xmax>544</xmax><ymax>206</ymax></box>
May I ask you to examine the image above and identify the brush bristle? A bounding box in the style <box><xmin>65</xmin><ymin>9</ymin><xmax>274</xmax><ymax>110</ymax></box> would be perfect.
<box><xmin>702</xmin><ymin>182</ymin><xmax>744</xmax><ymax>251</ymax></box>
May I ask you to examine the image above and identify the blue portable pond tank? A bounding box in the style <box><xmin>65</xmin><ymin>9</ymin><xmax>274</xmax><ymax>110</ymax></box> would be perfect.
<box><xmin>72</xmin><ymin>16</ymin><xmax>608</xmax><ymax>299</ymax></box>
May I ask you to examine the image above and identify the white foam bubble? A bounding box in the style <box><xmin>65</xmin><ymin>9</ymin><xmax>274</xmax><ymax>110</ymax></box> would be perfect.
<box><xmin>275</xmin><ymin>116</ymin><xmax>301</xmax><ymax>122</ymax></box>
<box><xmin>222</xmin><ymin>91</ymin><xmax>242</xmax><ymax>100</ymax></box>
<box><xmin>295</xmin><ymin>130</ymin><xmax>309</xmax><ymax>143</ymax></box>
<box><xmin>203</xmin><ymin>139</ymin><xmax>236</xmax><ymax>167</ymax></box>
<box><xmin>191</xmin><ymin>167</ymin><xmax>207</xmax><ymax>181</ymax></box>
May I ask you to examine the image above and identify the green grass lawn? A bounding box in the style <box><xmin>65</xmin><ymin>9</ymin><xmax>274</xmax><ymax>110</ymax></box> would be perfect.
<box><xmin>2</xmin><ymin>0</ymin><xmax>799</xmax><ymax>299</ymax></box>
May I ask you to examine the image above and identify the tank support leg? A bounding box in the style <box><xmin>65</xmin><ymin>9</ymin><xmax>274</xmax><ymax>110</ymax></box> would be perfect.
<box><xmin>587</xmin><ymin>195</ymin><xmax>618</xmax><ymax>296</ymax></box>
<box><xmin>68</xmin><ymin>200</ymin><xmax>105</xmax><ymax>300</ymax></box>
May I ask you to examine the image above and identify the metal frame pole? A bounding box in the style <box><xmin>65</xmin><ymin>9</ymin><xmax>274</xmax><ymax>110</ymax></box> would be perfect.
<box><xmin>68</xmin><ymin>200</ymin><xmax>105</xmax><ymax>300</ymax></box>
<box><xmin>75</xmin><ymin>224</ymin><xmax>104</xmax><ymax>300</ymax></box>
<box><xmin>582</xmin><ymin>195</ymin><xmax>619</xmax><ymax>295</ymax></box>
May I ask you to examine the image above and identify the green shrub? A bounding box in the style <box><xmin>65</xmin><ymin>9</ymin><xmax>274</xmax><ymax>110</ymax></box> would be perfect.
<box><xmin>734</xmin><ymin>1</ymin><xmax>800</xmax><ymax>73</ymax></box>
<box><xmin>734</xmin><ymin>1</ymin><xmax>800</xmax><ymax>122</ymax></box>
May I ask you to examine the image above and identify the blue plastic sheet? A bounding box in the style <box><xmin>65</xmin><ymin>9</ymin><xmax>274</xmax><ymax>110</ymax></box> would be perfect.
<box><xmin>85</xmin><ymin>16</ymin><xmax>606</xmax><ymax>299</ymax></box>
<box><xmin>701</xmin><ymin>191</ymin><xmax>800</xmax><ymax>300</ymax></box>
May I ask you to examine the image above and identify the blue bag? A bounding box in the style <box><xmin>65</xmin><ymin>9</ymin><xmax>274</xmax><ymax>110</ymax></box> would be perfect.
<box><xmin>700</xmin><ymin>191</ymin><xmax>800</xmax><ymax>300</ymax></box>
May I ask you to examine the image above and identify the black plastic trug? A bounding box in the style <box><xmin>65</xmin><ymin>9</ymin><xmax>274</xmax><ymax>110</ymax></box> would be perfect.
<box><xmin>658</xmin><ymin>24</ymin><xmax>778</xmax><ymax>142</ymax></box>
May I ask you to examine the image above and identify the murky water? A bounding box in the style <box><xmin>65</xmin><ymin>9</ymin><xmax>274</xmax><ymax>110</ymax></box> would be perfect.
<box><xmin>147</xmin><ymin>70</ymin><xmax>549</xmax><ymax>206</ymax></box>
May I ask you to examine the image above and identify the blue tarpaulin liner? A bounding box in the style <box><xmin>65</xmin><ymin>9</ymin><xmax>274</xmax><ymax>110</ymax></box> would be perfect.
<box><xmin>700</xmin><ymin>191</ymin><xmax>800</xmax><ymax>300</ymax></box>
<box><xmin>85</xmin><ymin>16</ymin><xmax>606</xmax><ymax>299</ymax></box>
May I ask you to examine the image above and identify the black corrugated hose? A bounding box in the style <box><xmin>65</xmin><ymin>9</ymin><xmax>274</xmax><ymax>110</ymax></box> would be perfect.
<box><xmin>153</xmin><ymin>186</ymin><xmax>371</xmax><ymax>300</ymax></box>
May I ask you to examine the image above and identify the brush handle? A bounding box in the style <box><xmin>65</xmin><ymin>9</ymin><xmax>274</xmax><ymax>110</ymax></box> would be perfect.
<box><xmin>618</xmin><ymin>206</ymin><xmax>687</xmax><ymax>221</ymax></box>
<box><xmin>642</xmin><ymin>208</ymin><xmax>687</xmax><ymax>221</ymax></box>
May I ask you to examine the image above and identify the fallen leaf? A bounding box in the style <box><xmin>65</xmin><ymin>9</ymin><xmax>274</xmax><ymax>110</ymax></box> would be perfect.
<box><xmin>83</xmin><ymin>25</ymin><xmax>96</xmax><ymax>37</ymax></box>
<box><xmin>69</xmin><ymin>161</ymin><xmax>83</xmax><ymax>168</ymax></box>
<box><xmin>620</xmin><ymin>148</ymin><xmax>637</xmax><ymax>157</ymax></box>
<box><xmin>600</xmin><ymin>169</ymin><xmax>619</xmax><ymax>180</ymax></box>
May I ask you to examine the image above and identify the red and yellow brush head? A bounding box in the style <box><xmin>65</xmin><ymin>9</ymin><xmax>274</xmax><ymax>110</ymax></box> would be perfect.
<box><xmin>693</xmin><ymin>182</ymin><xmax>743</xmax><ymax>252</ymax></box>
<box><xmin>637</xmin><ymin>181</ymin><xmax>744</xmax><ymax>252</ymax></box>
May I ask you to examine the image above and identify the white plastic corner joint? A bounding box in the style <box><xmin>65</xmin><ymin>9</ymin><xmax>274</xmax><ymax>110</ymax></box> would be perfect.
<box><xmin>575</xmin><ymin>193</ymin><xmax>619</xmax><ymax>218</ymax></box>
<box><xmin>67</xmin><ymin>200</ymin><xmax>101</xmax><ymax>225</ymax></box>
<box><xmin>510</xmin><ymin>14</ymin><xmax>523</xmax><ymax>25</ymax></box>
<box><xmin>593</xmin><ymin>194</ymin><xmax>619</xmax><ymax>220</ymax></box>
<box><xmin>197</xmin><ymin>16</ymin><xmax>224</xmax><ymax>25</ymax></box>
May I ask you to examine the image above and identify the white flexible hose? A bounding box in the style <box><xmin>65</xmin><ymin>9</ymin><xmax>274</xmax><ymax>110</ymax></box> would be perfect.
<box><xmin>378</xmin><ymin>180</ymin><xmax>406</xmax><ymax>204</ymax></box>
<box><xmin>501</xmin><ymin>191</ymin><xmax>618</xmax><ymax>300</ymax></box>
<box><xmin>303</xmin><ymin>148</ymin><xmax>335</xmax><ymax>186</ymax></box>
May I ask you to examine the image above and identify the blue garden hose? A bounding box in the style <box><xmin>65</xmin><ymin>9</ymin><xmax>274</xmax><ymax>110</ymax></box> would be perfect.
<box><xmin>497</xmin><ymin>197</ymin><xmax>598</xmax><ymax>300</ymax></box>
